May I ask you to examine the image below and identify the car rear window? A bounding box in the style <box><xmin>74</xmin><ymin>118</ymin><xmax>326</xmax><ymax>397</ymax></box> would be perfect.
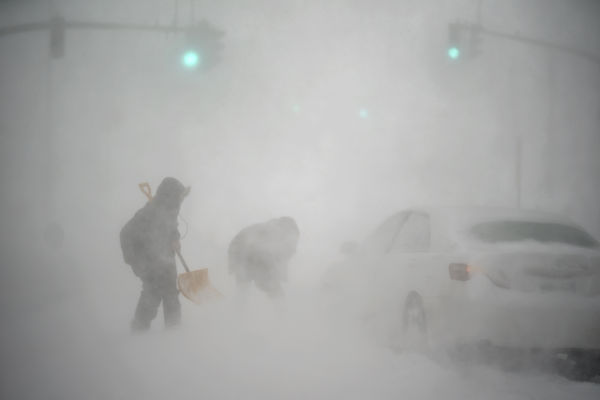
<box><xmin>470</xmin><ymin>221</ymin><xmax>599</xmax><ymax>248</ymax></box>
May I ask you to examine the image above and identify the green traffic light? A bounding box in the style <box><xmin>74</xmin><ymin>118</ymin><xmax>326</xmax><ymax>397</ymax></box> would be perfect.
<box><xmin>447</xmin><ymin>47</ymin><xmax>460</xmax><ymax>60</ymax></box>
<box><xmin>182</xmin><ymin>50</ymin><xmax>201</xmax><ymax>69</ymax></box>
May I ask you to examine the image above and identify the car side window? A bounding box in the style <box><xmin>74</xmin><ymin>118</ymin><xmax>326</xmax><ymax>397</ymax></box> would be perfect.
<box><xmin>364</xmin><ymin>211</ymin><xmax>410</xmax><ymax>253</ymax></box>
<box><xmin>391</xmin><ymin>212</ymin><xmax>430</xmax><ymax>252</ymax></box>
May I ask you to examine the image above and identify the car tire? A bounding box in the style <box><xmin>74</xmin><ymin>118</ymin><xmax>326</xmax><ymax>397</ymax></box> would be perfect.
<box><xmin>401</xmin><ymin>292</ymin><xmax>429</xmax><ymax>352</ymax></box>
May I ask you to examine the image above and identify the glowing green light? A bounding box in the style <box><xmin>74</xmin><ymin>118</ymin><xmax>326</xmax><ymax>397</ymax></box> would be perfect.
<box><xmin>182</xmin><ymin>50</ymin><xmax>201</xmax><ymax>69</ymax></box>
<box><xmin>447</xmin><ymin>47</ymin><xmax>460</xmax><ymax>60</ymax></box>
<box><xmin>359</xmin><ymin>108</ymin><xmax>369</xmax><ymax>119</ymax></box>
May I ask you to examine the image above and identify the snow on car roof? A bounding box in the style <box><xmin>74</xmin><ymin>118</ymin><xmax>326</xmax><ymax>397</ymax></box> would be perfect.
<box><xmin>407</xmin><ymin>206</ymin><xmax>582</xmax><ymax>241</ymax></box>
<box><xmin>421</xmin><ymin>206</ymin><xmax>574</xmax><ymax>226</ymax></box>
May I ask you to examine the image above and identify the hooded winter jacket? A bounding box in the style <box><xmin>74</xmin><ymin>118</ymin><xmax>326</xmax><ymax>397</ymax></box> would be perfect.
<box><xmin>120</xmin><ymin>177</ymin><xmax>188</xmax><ymax>277</ymax></box>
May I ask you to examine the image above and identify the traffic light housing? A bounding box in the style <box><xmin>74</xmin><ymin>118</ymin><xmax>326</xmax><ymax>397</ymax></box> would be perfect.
<box><xmin>447</xmin><ymin>22</ymin><xmax>483</xmax><ymax>61</ymax></box>
<box><xmin>182</xmin><ymin>20</ymin><xmax>224</xmax><ymax>71</ymax></box>
<box><xmin>447</xmin><ymin>22</ymin><xmax>461</xmax><ymax>60</ymax></box>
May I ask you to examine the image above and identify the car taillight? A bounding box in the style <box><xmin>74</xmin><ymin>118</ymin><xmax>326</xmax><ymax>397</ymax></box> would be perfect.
<box><xmin>449</xmin><ymin>263</ymin><xmax>471</xmax><ymax>281</ymax></box>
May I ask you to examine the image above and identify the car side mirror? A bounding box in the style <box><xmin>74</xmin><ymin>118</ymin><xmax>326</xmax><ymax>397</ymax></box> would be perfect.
<box><xmin>339</xmin><ymin>241</ymin><xmax>358</xmax><ymax>255</ymax></box>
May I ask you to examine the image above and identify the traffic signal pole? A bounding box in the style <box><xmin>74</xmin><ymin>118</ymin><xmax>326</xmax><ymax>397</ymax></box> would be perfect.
<box><xmin>474</xmin><ymin>24</ymin><xmax>599</xmax><ymax>209</ymax></box>
<box><xmin>478</xmin><ymin>25</ymin><xmax>600</xmax><ymax>68</ymax></box>
<box><xmin>448</xmin><ymin>20</ymin><xmax>600</xmax><ymax>68</ymax></box>
<box><xmin>0</xmin><ymin>19</ymin><xmax>188</xmax><ymax>36</ymax></box>
<box><xmin>0</xmin><ymin>18</ymin><xmax>224</xmax><ymax>61</ymax></box>
<box><xmin>449</xmin><ymin>18</ymin><xmax>599</xmax><ymax>208</ymax></box>
<box><xmin>0</xmin><ymin>16</ymin><xmax>223</xmax><ymax>226</ymax></box>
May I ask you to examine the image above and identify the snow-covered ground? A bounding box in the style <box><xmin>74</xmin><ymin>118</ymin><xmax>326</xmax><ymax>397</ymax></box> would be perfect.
<box><xmin>3</xmin><ymin>276</ymin><xmax>600</xmax><ymax>400</ymax></box>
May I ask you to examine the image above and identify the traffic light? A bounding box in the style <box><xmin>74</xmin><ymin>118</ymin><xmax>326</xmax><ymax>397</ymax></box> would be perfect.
<box><xmin>447</xmin><ymin>22</ymin><xmax>483</xmax><ymax>61</ymax></box>
<box><xmin>49</xmin><ymin>16</ymin><xmax>65</xmax><ymax>59</ymax></box>
<box><xmin>181</xmin><ymin>50</ymin><xmax>200</xmax><ymax>68</ymax></box>
<box><xmin>447</xmin><ymin>22</ymin><xmax>461</xmax><ymax>60</ymax></box>
<box><xmin>182</xmin><ymin>20</ymin><xmax>224</xmax><ymax>71</ymax></box>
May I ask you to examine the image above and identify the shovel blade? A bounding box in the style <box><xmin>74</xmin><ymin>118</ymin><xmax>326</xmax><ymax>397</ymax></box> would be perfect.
<box><xmin>177</xmin><ymin>268</ymin><xmax>222</xmax><ymax>304</ymax></box>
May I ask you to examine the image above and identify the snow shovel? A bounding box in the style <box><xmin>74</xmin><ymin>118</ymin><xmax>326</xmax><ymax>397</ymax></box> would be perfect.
<box><xmin>175</xmin><ymin>250</ymin><xmax>223</xmax><ymax>304</ymax></box>
<box><xmin>138</xmin><ymin>182</ymin><xmax>222</xmax><ymax>305</ymax></box>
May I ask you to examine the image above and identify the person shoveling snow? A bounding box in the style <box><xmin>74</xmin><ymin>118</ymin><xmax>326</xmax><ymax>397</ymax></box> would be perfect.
<box><xmin>120</xmin><ymin>177</ymin><xmax>190</xmax><ymax>332</ymax></box>
<box><xmin>228</xmin><ymin>216</ymin><xmax>299</xmax><ymax>299</ymax></box>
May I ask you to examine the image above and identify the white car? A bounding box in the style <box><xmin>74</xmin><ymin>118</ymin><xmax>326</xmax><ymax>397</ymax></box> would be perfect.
<box><xmin>331</xmin><ymin>207</ymin><xmax>600</xmax><ymax>352</ymax></box>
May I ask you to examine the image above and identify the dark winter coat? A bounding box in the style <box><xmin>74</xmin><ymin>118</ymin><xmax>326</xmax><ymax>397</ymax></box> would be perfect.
<box><xmin>120</xmin><ymin>178</ymin><xmax>188</xmax><ymax>278</ymax></box>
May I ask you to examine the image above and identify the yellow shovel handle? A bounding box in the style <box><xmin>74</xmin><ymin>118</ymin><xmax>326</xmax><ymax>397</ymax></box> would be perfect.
<box><xmin>138</xmin><ymin>182</ymin><xmax>153</xmax><ymax>201</ymax></box>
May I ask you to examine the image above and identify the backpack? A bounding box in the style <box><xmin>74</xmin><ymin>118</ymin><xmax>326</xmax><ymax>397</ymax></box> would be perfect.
<box><xmin>119</xmin><ymin>210</ymin><xmax>149</xmax><ymax>276</ymax></box>
<box><xmin>120</xmin><ymin>217</ymin><xmax>137</xmax><ymax>267</ymax></box>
